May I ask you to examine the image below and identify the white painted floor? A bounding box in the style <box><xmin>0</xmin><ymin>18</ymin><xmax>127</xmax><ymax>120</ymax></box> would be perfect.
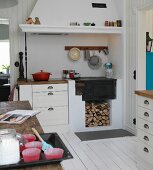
<box><xmin>55</xmin><ymin>131</ymin><xmax>153</xmax><ymax>170</ymax></box>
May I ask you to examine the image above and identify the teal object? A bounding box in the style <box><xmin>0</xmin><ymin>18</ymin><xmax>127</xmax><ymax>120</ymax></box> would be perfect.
<box><xmin>42</xmin><ymin>141</ymin><xmax>53</xmax><ymax>151</ymax></box>
<box><xmin>104</xmin><ymin>62</ymin><xmax>112</xmax><ymax>69</ymax></box>
<box><xmin>146</xmin><ymin>52</ymin><xmax>153</xmax><ymax>90</ymax></box>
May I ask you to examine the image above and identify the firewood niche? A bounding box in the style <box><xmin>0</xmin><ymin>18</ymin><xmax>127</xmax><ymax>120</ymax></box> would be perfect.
<box><xmin>75</xmin><ymin>77</ymin><xmax>116</xmax><ymax>127</ymax></box>
<box><xmin>85</xmin><ymin>102</ymin><xmax>110</xmax><ymax>127</ymax></box>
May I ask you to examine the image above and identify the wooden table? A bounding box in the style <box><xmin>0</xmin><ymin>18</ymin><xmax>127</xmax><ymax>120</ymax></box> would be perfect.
<box><xmin>0</xmin><ymin>101</ymin><xmax>63</xmax><ymax>170</ymax></box>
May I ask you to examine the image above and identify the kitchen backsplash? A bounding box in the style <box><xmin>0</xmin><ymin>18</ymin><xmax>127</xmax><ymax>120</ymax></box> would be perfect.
<box><xmin>26</xmin><ymin>34</ymin><xmax>110</xmax><ymax>79</ymax></box>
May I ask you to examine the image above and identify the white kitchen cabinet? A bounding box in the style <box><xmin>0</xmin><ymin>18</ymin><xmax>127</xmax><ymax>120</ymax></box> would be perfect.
<box><xmin>19</xmin><ymin>83</ymin><xmax>68</xmax><ymax>126</ymax></box>
<box><xmin>19</xmin><ymin>85</ymin><xmax>32</xmax><ymax>106</ymax></box>
<box><xmin>33</xmin><ymin>91</ymin><xmax>68</xmax><ymax>107</ymax></box>
<box><xmin>32</xmin><ymin>84</ymin><xmax>67</xmax><ymax>92</ymax></box>
<box><xmin>35</xmin><ymin>106</ymin><xmax>68</xmax><ymax>126</ymax></box>
<box><xmin>32</xmin><ymin>83</ymin><xmax>68</xmax><ymax>126</ymax></box>
<box><xmin>136</xmin><ymin>95</ymin><xmax>153</xmax><ymax>166</ymax></box>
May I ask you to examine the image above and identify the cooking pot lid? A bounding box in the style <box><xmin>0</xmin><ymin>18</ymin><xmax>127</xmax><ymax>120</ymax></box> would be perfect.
<box><xmin>32</xmin><ymin>70</ymin><xmax>51</xmax><ymax>75</ymax></box>
<box><xmin>88</xmin><ymin>55</ymin><xmax>102</xmax><ymax>70</ymax></box>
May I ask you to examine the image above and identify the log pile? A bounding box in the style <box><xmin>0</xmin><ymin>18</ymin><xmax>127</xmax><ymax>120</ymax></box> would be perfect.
<box><xmin>85</xmin><ymin>102</ymin><xmax>110</xmax><ymax>127</ymax></box>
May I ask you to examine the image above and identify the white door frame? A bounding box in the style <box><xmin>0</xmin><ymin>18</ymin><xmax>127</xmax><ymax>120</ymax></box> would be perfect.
<box><xmin>136</xmin><ymin>3</ymin><xmax>153</xmax><ymax>90</ymax></box>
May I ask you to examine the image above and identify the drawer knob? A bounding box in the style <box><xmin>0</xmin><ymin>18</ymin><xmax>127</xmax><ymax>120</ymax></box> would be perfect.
<box><xmin>48</xmin><ymin>107</ymin><xmax>54</xmax><ymax>111</ymax></box>
<box><xmin>143</xmin><ymin>136</ymin><xmax>149</xmax><ymax>141</ymax></box>
<box><xmin>143</xmin><ymin>147</ymin><xmax>149</xmax><ymax>153</ymax></box>
<box><xmin>48</xmin><ymin>92</ymin><xmax>53</xmax><ymax>95</ymax></box>
<box><xmin>144</xmin><ymin>124</ymin><xmax>149</xmax><ymax>129</ymax></box>
<box><xmin>144</xmin><ymin>112</ymin><xmax>149</xmax><ymax>117</ymax></box>
<box><xmin>48</xmin><ymin>86</ymin><xmax>53</xmax><ymax>89</ymax></box>
<box><xmin>144</xmin><ymin>100</ymin><xmax>149</xmax><ymax>105</ymax></box>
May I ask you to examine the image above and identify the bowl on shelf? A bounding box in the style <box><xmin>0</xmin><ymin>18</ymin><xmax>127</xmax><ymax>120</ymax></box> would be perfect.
<box><xmin>83</xmin><ymin>22</ymin><xmax>91</xmax><ymax>26</ymax></box>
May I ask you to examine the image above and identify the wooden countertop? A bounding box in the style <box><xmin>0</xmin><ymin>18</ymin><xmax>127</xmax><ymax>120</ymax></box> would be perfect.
<box><xmin>135</xmin><ymin>90</ymin><xmax>153</xmax><ymax>99</ymax></box>
<box><xmin>17</xmin><ymin>79</ymin><xmax>68</xmax><ymax>85</ymax></box>
<box><xmin>0</xmin><ymin>101</ymin><xmax>63</xmax><ymax>170</ymax></box>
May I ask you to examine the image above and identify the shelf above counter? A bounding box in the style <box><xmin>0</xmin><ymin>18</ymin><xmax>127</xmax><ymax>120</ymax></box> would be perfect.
<box><xmin>19</xmin><ymin>24</ymin><xmax>123</xmax><ymax>34</ymax></box>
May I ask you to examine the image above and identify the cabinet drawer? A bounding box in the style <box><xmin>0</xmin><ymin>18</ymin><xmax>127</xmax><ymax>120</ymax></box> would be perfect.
<box><xmin>33</xmin><ymin>91</ymin><xmax>68</xmax><ymax>107</ymax></box>
<box><xmin>137</xmin><ymin>140</ymin><xmax>153</xmax><ymax>165</ymax></box>
<box><xmin>138</xmin><ymin>117</ymin><xmax>153</xmax><ymax>136</ymax></box>
<box><xmin>36</xmin><ymin>106</ymin><xmax>68</xmax><ymax>126</ymax></box>
<box><xmin>137</xmin><ymin>96</ymin><xmax>153</xmax><ymax>110</ymax></box>
<box><xmin>137</xmin><ymin>129</ymin><xmax>153</xmax><ymax>148</ymax></box>
<box><xmin>137</xmin><ymin>106</ymin><xmax>153</xmax><ymax>123</ymax></box>
<box><xmin>32</xmin><ymin>84</ymin><xmax>67</xmax><ymax>92</ymax></box>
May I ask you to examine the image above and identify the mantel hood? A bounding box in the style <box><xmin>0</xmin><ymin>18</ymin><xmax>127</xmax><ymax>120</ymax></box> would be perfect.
<box><xmin>19</xmin><ymin>24</ymin><xmax>123</xmax><ymax>34</ymax></box>
<box><xmin>19</xmin><ymin>0</ymin><xmax>123</xmax><ymax>34</ymax></box>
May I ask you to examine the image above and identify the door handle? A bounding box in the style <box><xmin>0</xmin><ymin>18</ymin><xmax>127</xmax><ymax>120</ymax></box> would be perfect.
<box><xmin>144</xmin><ymin>100</ymin><xmax>149</xmax><ymax>105</ymax></box>
<box><xmin>144</xmin><ymin>112</ymin><xmax>149</xmax><ymax>117</ymax></box>
<box><xmin>143</xmin><ymin>136</ymin><xmax>149</xmax><ymax>141</ymax></box>
<box><xmin>48</xmin><ymin>92</ymin><xmax>53</xmax><ymax>95</ymax></box>
<box><xmin>48</xmin><ymin>86</ymin><xmax>53</xmax><ymax>89</ymax></box>
<box><xmin>48</xmin><ymin>107</ymin><xmax>54</xmax><ymax>111</ymax></box>
<box><xmin>133</xmin><ymin>70</ymin><xmax>136</xmax><ymax>80</ymax></box>
<box><xmin>144</xmin><ymin>124</ymin><xmax>149</xmax><ymax>129</ymax></box>
<box><xmin>143</xmin><ymin>147</ymin><xmax>149</xmax><ymax>153</ymax></box>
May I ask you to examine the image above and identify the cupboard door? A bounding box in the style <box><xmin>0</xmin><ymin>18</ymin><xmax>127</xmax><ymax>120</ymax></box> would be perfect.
<box><xmin>138</xmin><ymin>117</ymin><xmax>153</xmax><ymax>136</ymax></box>
<box><xmin>137</xmin><ymin>140</ymin><xmax>153</xmax><ymax>165</ymax></box>
<box><xmin>137</xmin><ymin>129</ymin><xmax>153</xmax><ymax>148</ymax></box>
<box><xmin>33</xmin><ymin>91</ymin><xmax>68</xmax><ymax>107</ymax></box>
<box><xmin>137</xmin><ymin>106</ymin><xmax>153</xmax><ymax>123</ymax></box>
<box><xmin>32</xmin><ymin>84</ymin><xmax>67</xmax><ymax>92</ymax></box>
<box><xmin>137</xmin><ymin>96</ymin><xmax>153</xmax><ymax>110</ymax></box>
<box><xmin>36</xmin><ymin>106</ymin><xmax>68</xmax><ymax>126</ymax></box>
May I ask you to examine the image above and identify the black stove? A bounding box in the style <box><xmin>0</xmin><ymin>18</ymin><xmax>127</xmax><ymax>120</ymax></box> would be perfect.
<box><xmin>75</xmin><ymin>77</ymin><xmax>116</xmax><ymax>101</ymax></box>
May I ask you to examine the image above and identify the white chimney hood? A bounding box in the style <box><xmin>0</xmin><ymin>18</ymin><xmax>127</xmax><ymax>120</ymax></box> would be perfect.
<box><xmin>19</xmin><ymin>0</ymin><xmax>123</xmax><ymax>34</ymax></box>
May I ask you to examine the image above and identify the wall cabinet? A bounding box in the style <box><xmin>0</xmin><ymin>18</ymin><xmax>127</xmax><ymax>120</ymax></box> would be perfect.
<box><xmin>136</xmin><ymin>95</ymin><xmax>153</xmax><ymax>166</ymax></box>
<box><xmin>19</xmin><ymin>83</ymin><xmax>68</xmax><ymax>127</ymax></box>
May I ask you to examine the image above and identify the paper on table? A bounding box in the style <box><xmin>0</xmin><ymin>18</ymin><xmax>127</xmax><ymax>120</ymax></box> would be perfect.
<box><xmin>0</xmin><ymin>110</ymin><xmax>40</xmax><ymax>124</ymax></box>
<box><xmin>6</xmin><ymin>110</ymin><xmax>40</xmax><ymax>116</ymax></box>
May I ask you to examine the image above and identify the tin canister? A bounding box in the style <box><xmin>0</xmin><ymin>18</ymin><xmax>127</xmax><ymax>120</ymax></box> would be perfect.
<box><xmin>104</xmin><ymin>62</ymin><xmax>112</xmax><ymax>69</ymax></box>
<box><xmin>104</xmin><ymin>63</ymin><xmax>113</xmax><ymax>78</ymax></box>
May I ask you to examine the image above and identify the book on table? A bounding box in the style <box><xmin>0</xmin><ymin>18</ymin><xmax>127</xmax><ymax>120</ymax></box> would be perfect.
<box><xmin>0</xmin><ymin>110</ymin><xmax>40</xmax><ymax>124</ymax></box>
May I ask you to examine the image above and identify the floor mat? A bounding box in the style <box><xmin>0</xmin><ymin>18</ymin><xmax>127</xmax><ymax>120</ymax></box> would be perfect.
<box><xmin>75</xmin><ymin>129</ymin><xmax>134</xmax><ymax>141</ymax></box>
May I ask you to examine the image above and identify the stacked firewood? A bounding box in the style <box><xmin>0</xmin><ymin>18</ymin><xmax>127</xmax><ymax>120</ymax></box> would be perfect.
<box><xmin>85</xmin><ymin>102</ymin><xmax>110</xmax><ymax>127</ymax></box>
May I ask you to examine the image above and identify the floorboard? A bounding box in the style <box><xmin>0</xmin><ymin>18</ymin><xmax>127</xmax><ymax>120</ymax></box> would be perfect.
<box><xmin>60</xmin><ymin>132</ymin><xmax>153</xmax><ymax>170</ymax></box>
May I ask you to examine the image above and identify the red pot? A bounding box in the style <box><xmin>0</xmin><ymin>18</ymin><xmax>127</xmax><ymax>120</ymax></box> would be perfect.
<box><xmin>32</xmin><ymin>70</ymin><xmax>51</xmax><ymax>81</ymax></box>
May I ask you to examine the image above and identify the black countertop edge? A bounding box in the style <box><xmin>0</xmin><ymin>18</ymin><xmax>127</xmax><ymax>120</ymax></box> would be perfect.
<box><xmin>74</xmin><ymin>77</ymin><xmax>117</xmax><ymax>82</ymax></box>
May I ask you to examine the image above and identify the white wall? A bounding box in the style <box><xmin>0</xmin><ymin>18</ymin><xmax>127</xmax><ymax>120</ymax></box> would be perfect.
<box><xmin>0</xmin><ymin>0</ymin><xmax>37</xmax><ymax>86</ymax></box>
<box><xmin>26</xmin><ymin>33</ymin><xmax>125</xmax><ymax>79</ymax></box>
<box><xmin>25</xmin><ymin>0</ymin><xmax>124</xmax><ymax>79</ymax></box>
<box><xmin>0</xmin><ymin>0</ymin><xmax>125</xmax><ymax>85</ymax></box>
<box><xmin>26</xmin><ymin>34</ymin><xmax>108</xmax><ymax>79</ymax></box>
<box><xmin>146</xmin><ymin>9</ymin><xmax>153</xmax><ymax>39</ymax></box>
<box><xmin>31</xmin><ymin>0</ymin><xmax>122</xmax><ymax>26</ymax></box>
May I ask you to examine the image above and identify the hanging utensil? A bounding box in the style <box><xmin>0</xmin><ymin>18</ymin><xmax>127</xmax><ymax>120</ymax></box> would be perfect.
<box><xmin>84</xmin><ymin>50</ymin><xmax>90</xmax><ymax>60</ymax></box>
<box><xmin>102</xmin><ymin>48</ymin><xmax>109</xmax><ymax>55</ymax></box>
<box><xmin>88</xmin><ymin>51</ymin><xmax>102</xmax><ymax>70</ymax></box>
